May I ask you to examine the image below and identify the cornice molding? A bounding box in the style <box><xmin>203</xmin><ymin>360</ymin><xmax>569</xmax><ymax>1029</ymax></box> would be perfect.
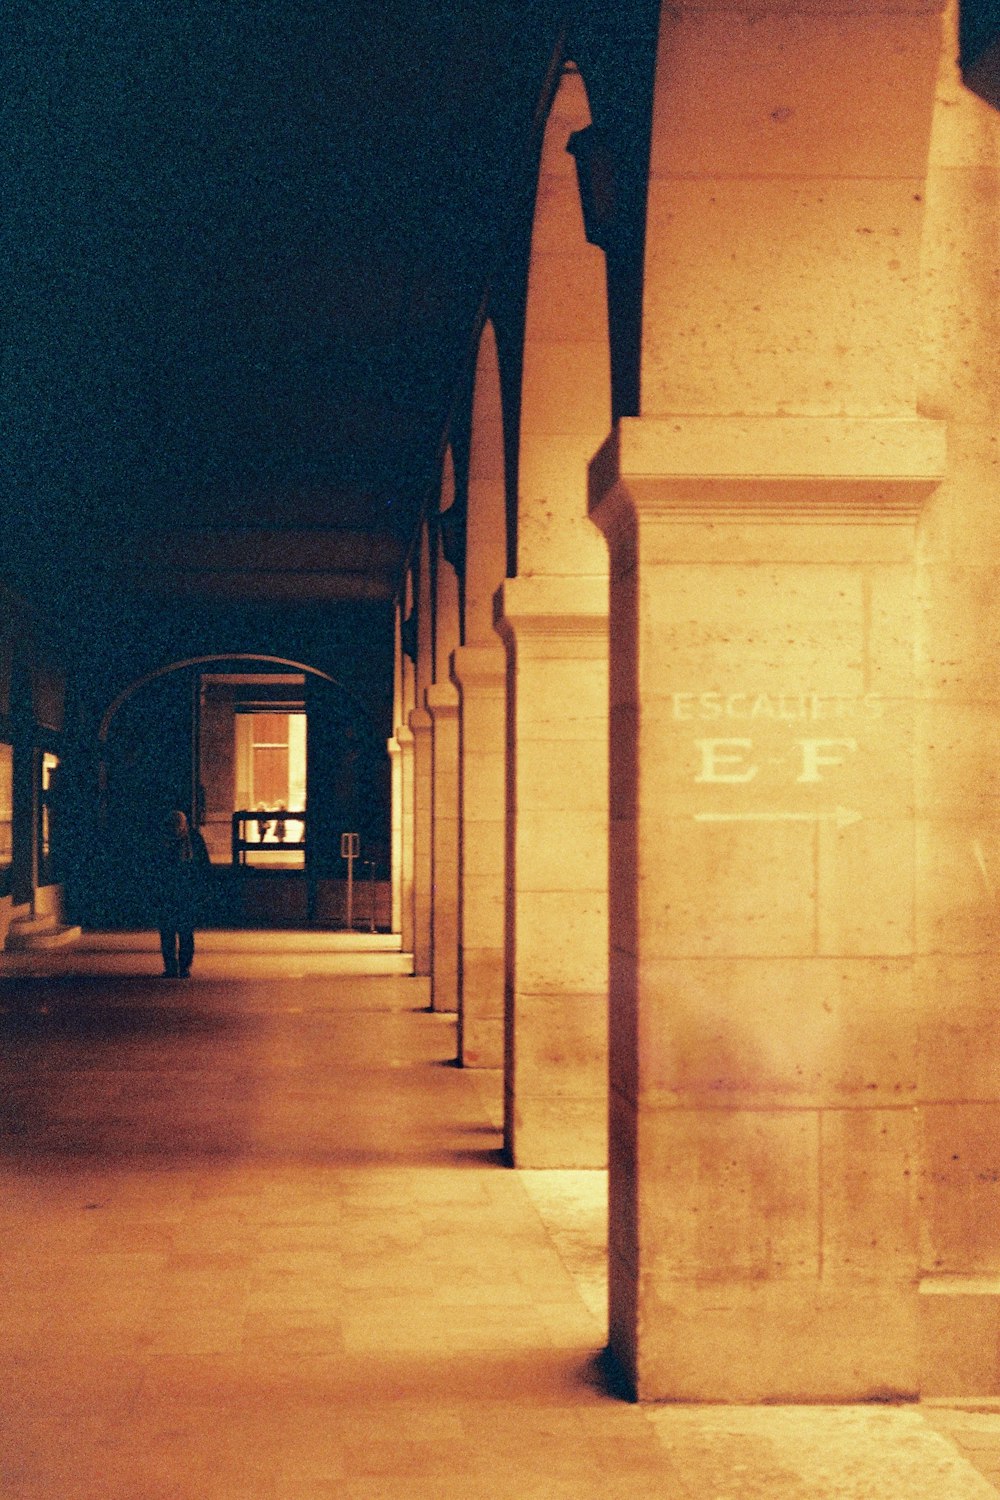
<box><xmin>493</xmin><ymin>574</ymin><xmax>609</xmax><ymax>643</ymax></box>
<box><xmin>589</xmin><ymin>415</ymin><xmax>947</xmax><ymax>538</ymax></box>
<box><xmin>425</xmin><ymin>682</ymin><xmax>460</xmax><ymax>717</ymax></box>
<box><xmin>450</xmin><ymin>643</ymin><xmax>505</xmax><ymax>691</ymax></box>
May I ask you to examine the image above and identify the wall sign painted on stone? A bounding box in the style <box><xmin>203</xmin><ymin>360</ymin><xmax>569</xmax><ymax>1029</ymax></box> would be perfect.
<box><xmin>672</xmin><ymin>691</ymin><xmax>883</xmax><ymax>828</ymax></box>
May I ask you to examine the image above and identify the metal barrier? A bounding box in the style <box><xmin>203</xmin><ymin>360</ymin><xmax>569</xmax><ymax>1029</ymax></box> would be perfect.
<box><xmin>231</xmin><ymin>809</ymin><xmax>307</xmax><ymax>867</ymax></box>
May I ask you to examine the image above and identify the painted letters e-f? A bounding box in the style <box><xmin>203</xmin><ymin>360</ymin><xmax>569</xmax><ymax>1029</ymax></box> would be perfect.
<box><xmin>694</xmin><ymin>737</ymin><xmax>858</xmax><ymax>785</ymax></box>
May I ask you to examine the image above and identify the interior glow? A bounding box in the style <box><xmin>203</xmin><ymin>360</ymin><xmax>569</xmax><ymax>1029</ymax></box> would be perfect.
<box><xmin>0</xmin><ymin>743</ymin><xmax>11</xmax><ymax>866</ymax></box>
<box><xmin>235</xmin><ymin>712</ymin><xmax>306</xmax><ymax>867</ymax></box>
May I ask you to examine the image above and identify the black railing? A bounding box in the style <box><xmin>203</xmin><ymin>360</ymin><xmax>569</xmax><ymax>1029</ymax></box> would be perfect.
<box><xmin>231</xmin><ymin>809</ymin><xmax>307</xmax><ymax>867</ymax></box>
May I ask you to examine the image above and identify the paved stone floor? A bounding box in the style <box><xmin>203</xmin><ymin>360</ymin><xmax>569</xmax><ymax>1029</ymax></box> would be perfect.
<box><xmin>1</xmin><ymin>930</ymin><xmax>999</xmax><ymax>1499</ymax></box>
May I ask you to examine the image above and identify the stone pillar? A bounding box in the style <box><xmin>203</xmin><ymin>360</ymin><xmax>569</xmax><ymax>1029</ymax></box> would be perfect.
<box><xmin>397</xmin><ymin>723</ymin><xmax>415</xmax><ymax>957</ymax></box>
<box><xmin>387</xmin><ymin>736</ymin><xmax>402</xmax><ymax>935</ymax></box>
<box><xmin>586</xmin><ymin>0</ymin><xmax>947</xmax><ymax>1402</ymax></box>
<box><xmin>451</xmin><ymin>643</ymin><xmax>506</xmax><ymax>1067</ymax></box>
<box><xmin>911</xmin><ymin>10</ymin><xmax>1000</xmax><ymax>1397</ymax></box>
<box><xmin>409</xmin><ymin>706</ymin><xmax>433</xmax><ymax>978</ymax></box>
<box><xmin>495</xmin><ymin>575</ymin><xmax>609</xmax><ymax>1168</ymax></box>
<box><xmin>427</xmin><ymin>682</ymin><xmax>460</xmax><ymax>1013</ymax></box>
<box><xmin>591</xmin><ymin>415</ymin><xmax>945</xmax><ymax>1401</ymax></box>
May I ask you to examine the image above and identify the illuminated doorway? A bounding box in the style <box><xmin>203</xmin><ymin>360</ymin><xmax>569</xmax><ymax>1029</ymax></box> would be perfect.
<box><xmin>234</xmin><ymin>710</ymin><xmax>306</xmax><ymax>867</ymax></box>
<box><xmin>197</xmin><ymin>672</ymin><xmax>307</xmax><ymax>867</ymax></box>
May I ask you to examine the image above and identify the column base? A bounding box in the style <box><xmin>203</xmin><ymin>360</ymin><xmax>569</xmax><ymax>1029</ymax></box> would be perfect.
<box><xmin>613</xmin><ymin>1274</ymin><xmax>920</xmax><ymax>1403</ymax></box>
<box><xmin>505</xmin><ymin>1083</ymin><xmax>608</xmax><ymax>1169</ymax></box>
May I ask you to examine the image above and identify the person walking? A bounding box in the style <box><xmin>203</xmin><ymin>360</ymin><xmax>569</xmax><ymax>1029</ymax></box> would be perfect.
<box><xmin>155</xmin><ymin>809</ymin><xmax>209</xmax><ymax>978</ymax></box>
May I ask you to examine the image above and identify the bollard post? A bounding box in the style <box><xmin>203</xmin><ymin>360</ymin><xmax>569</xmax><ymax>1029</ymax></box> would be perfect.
<box><xmin>340</xmin><ymin>832</ymin><xmax>360</xmax><ymax>929</ymax></box>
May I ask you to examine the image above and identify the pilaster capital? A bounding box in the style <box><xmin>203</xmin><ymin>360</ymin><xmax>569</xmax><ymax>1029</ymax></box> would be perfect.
<box><xmin>493</xmin><ymin>573</ymin><xmax>608</xmax><ymax>648</ymax></box>
<box><xmin>395</xmin><ymin>723</ymin><xmax>414</xmax><ymax>749</ymax></box>
<box><xmin>387</xmin><ymin>736</ymin><xmax>401</xmax><ymax>758</ymax></box>
<box><xmin>450</xmin><ymin>642</ymin><xmax>506</xmax><ymax>693</ymax></box>
<box><xmin>589</xmin><ymin>415</ymin><xmax>947</xmax><ymax>563</ymax></box>
<box><xmin>409</xmin><ymin>706</ymin><xmax>432</xmax><ymax>736</ymax></box>
<box><xmin>425</xmin><ymin>681</ymin><xmax>460</xmax><ymax>720</ymax></box>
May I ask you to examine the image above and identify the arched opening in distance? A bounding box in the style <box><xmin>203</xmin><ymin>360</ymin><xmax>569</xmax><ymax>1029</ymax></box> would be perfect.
<box><xmin>89</xmin><ymin>653</ymin><xmax>389</xmax><ymax>932</ymax></box>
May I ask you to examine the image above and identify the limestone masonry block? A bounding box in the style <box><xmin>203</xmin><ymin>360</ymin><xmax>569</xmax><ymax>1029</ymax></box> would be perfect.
<box><xmin>514</xmin><ymin>891</ymin><xmax>607</xmax><ymax>993</ymax></box>
<box><xmin>504</xmin><ymin>1090</ymin><xmax>607</xmax><ymax>1171</ymax></box>
<box><xmin>921</xmin><ymin>1103</ymin><xmax>1000</xmax><ymax>1275</ymax></box>
<box><xmin>820</xmin><ymin>1108</ymin><xmax>919</xmax><ymax>1282</ymax></box>
<box><xmin>642</xmin><ymin>1107</ymin><xmax>821</xmax><ymax>1281</ymax></box>
<box><xmin>917</xmin><ymin>956</ymin><xmax>1000</xmax><ymax>1099</ymax></box>
<box><xmin>633</xmin><ymin>1280</ymin><xmax>919</xmax><ymax>1403</ymax></box>
<box><xmin>642</xmin><ymin>178</ymin><xmax>926</xmax><ymax>416</ymax></box>
<box><xmin>919</xmin><ymin>1281</ymin><xmax>1000</xmax><ymax>1397</ymax></box>
<box><xmin>915</xmin><ymin>818</ymin><xmax>1000</xmax><ymax>955</ymax></box>
<box><xmin>638</xmin><ymin>565</ymin><xmax>864</xmax><ymax>695</ymax></box>
<box><xmin>816</xmin><ymin>817</ymin><xmax>915</xmax><ymax>957</ymax></box>
<box><xmin>634</xmin><ymin>956</ymin><xmax>917</xmax><ymax>1109</ymax></box>
<box><xmin>639</xmin><ymin>816</ymin><xmax>816</xmax><ymax>958</ymax></box>
<box><xmin>917</xmin><ymin>564</ymin><xmax>1000</xmax><ymax>701</ymax></box>
<box><xmin>511</xmin><ymin>989</ymin><xmax>607</xmax><ymax>1100</ymax></box>
<box><xmin>649</xmin><ymin>11</ymin><xmax>941</xmax><ymax>181</ymax></box>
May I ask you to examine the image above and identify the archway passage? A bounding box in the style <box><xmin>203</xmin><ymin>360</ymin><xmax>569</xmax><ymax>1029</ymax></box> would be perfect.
<box><xmin>97</xmin><ymin>653</ymin><xmax>370</xmax><ymax>744</ymax></box>
<box><xmin>89</xmin><ymin>655</ymin><xmax>390</xmax><ymax>932</ymax></box>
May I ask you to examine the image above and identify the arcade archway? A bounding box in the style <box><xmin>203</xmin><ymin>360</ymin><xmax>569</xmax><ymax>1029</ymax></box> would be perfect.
<box><xmin>91</xmin><ymin>654</ymin><xmax>389</xmax><ymax>930</ymax></box>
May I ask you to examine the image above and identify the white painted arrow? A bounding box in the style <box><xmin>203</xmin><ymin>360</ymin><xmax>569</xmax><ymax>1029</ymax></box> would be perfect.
<box><xmin>694</xmin><ymin>806</ymin><xmax>862</xmax><ymax>830</ymax></box>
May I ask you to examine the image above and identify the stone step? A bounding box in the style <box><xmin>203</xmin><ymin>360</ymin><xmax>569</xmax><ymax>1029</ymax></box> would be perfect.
<box><xmin>4</xmin><ymin>918</ymin><xmax>82</xmax><ymax>952</ymax></box>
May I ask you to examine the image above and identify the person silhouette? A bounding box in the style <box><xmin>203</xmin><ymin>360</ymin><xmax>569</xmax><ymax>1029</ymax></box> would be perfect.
<box><xmin>155</xmin><ymin>809</ymin><xmax>209</xmax><ymax>978</ymax></box>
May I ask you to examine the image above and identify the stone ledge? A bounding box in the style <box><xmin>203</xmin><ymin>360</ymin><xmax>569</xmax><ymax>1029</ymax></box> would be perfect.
<box><xmin>425</xmin><ymin>681</ymin><xmax>460</xmax><ymax>715</ymax></box>
<box><xmin>590</xmin><ymin>414</ymin><xmax>947</xmax><ymax>529</ymax></box>
<box><xmin>494</xmin><ymin>574</ymin><xmax>609</xmax><ymax>640</ymax></box>
<box><xmin>450</xmin><ymin>642</ymin><xmax>505</xmax><ymax>689</ymax></box>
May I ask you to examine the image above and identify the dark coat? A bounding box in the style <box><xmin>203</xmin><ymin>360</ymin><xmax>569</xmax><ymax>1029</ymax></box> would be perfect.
<box><xmin>155</xmin><ymin>827</ymin><xmax>210</xmax><ymax>924</ymax></box>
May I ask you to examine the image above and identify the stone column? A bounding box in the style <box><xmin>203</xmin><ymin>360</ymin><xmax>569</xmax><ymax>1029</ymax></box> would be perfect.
<box><xmin>495</xmin><ymin>575</ymin><xmax>609</xmax><ymax>1168</ymax></box>
<box><xmin>451</xmin><ymin>643</ymin><xmax>506</xmax><ymax>1068</ymax></box>
<box><xmin>911</xmin><ymin>13</ymin><xmax>1000</xmax><ymax>1397</ymax></box>
<box><xmin>387</xmin><ymin>736</ymin><xmax>402</xmax><ymax>935</ymax></box>
<box><xmin>397</xmin><ymin>723</ymin><xmax>415</xmax><ymax>957</ymax></box>
<box><xmin>409</xmin><ymin>706</ymin><xmax>433</xmax><ymax>978</ymax></box>
<box><xmin>427</xmin><ymin>682</ymin><xmax>460</xmax><ymax>1013</ymax></box>
<box><xmin>591</xmin><ymin>414</ymin><xmax>945</xmax><ymax>1401</ymax></box>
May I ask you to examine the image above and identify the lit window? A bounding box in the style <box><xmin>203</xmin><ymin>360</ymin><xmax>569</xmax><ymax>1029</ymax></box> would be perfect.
<box><xmin>41</xmin><ymin>751</ymin><xmax>59</xmax><ymax>863</ymax></box>
<box><xmin>235</xmin><ymin>712</ymin><xmax>306</xmax><ymax>867</ymax></box>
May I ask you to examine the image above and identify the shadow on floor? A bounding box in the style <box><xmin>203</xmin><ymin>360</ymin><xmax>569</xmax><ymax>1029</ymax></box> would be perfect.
<box><xmin>0</xmin><ymin>980</ymin><xmax>245</xmax><ymax>1041</ymax></box>
<box><xmin>0</xmin><ymin>983</ymin><xmax>505</xmax><ymax>1174</ymax></box>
